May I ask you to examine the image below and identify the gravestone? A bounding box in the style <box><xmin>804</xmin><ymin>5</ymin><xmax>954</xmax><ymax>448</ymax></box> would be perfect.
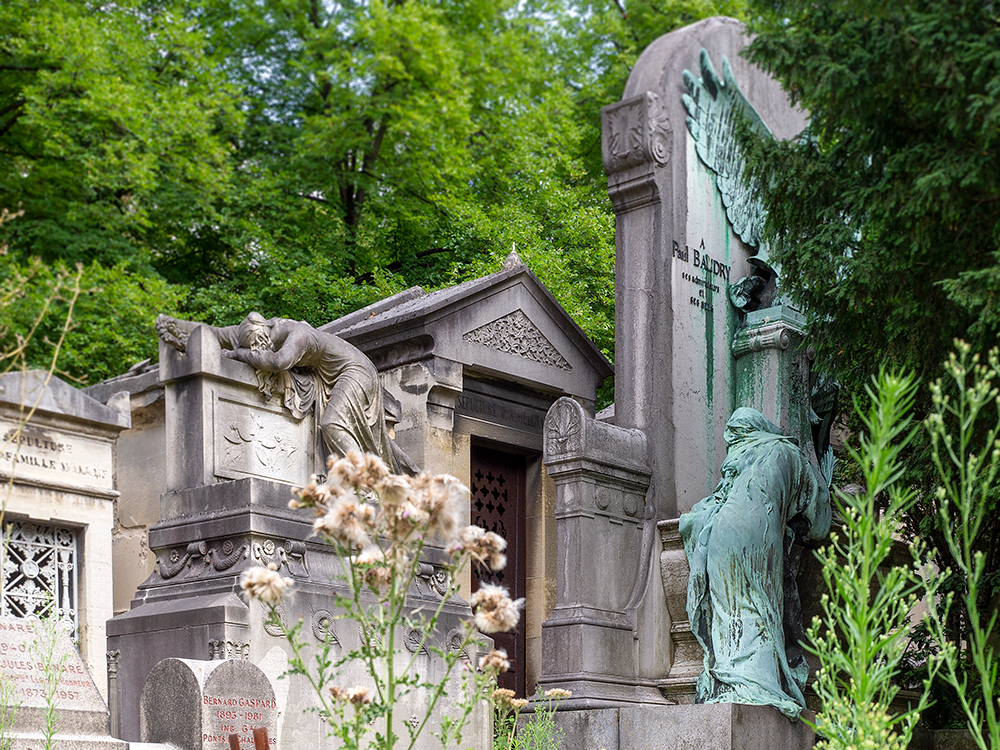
<box><xmin>537</xmin><ymin>16</ymin><xmax>820</xmax><ymax>749</ymax></box>
<box><xmin>105</xmin><ymin>325</ymin><xmax>491</xmax><ymax>750</ymax></box>
<box><xmin>0</xmin><ymin>615</ymin><xmax>129</xmax><ymax>749</ymax></box>
<box><xmin>140</xmin><ymin>658</ymin><xmax>277</xmax><ymax>750</ymax></box>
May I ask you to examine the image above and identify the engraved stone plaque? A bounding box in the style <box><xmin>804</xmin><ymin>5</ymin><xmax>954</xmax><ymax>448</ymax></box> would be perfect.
<box><xmin>0</xmin><ymin>419</ymin><xmax>113</xmax><ymax>494</ymax></box>
<box><xmin>141</xmin><ymin>658</ymin><xmax>277</xmax><ymax>750</ymax></box>
<box><xmin>0</xmin><ymin>616</ymin><xmax>107</xmax><ymax>716</ymax></box>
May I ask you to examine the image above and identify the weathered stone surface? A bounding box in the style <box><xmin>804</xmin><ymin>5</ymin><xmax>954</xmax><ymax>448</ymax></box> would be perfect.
<box><xmin>604</xmin><ymin>16</ymin><xmax>807</xmax><ymax>521</ymax></box>
<box><xmin>537</xmin><ymin>398</ymin><xmax>666</xmax><ymax>707</ymax></box>
<box><xmin>0</xmin><ymin>615</ymin><xmax>133</xmax><ymax>750</ymax></box>
<box><xmin>551</xmin><ymin>703</ymin><xmax>814</xmax><ymax>749</ymax></box>
<box><xmin>0</xmin><ymin>374</ymin><xmax>129</xmax><ymax>702</ymax></box>
<box><xmin>140</xmin><ymin>658</ymin><xmax>277</xmax><ymax>750</ymax></box>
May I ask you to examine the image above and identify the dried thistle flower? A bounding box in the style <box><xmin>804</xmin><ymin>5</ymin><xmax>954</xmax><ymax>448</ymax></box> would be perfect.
<box><xmin>352</xmin><ymin>546</ymin><xmax>392</xmax><ymax>591</ymax></box>
<box><xmin>240</xmin><ymin>562</ymin><xmax>292</xmax><ymax>605</ymax></box>
<box><xmin>479</xmin><ymin>649</ymin><xmax>510</xmax><ymax>673</ymax></box>
<box><xmin>329</xmin><ymin>685</ymin><xmax>372</xmax><ymax>707</ymax></box>
<box><xmin>375</xmin><ymin>473</ymin><xmax>411</xmax><ymax>505</ymax></box>
<box><xmin>543</xmin><ymin>688</ymin><xmax>572</xmax><ymax>700</ymax></box>
<box><xmin>470</xmin><ymin>583</ymin><xmax>523</xmax><ymax>633</ymax></box>
<box><xmin>329</xmin><ymin>450</ymin><xmax>389</xmax><ymax>490</ymax></box>
<box><xmin>291</xmin><ymin>475</ymin><xmax>342</xmax><ymax>514</ymax></box>
<box><xmin>314</xmin><ymin>492</ymin><xmax>376</xmax><ymax>550</ymax></box>
<box><xmin>346</xmin><ymin>686</ymin><xmax>372</xmax><ymax>706</ymax></box>
<box><xmin>449</xmin><ymin>525</ymin><xmax>507</xmax><ymax>570</ymax></box>
<box><xmin>491</xmin><ymin>688</ymin><xmax>516</xmax><ymax>707</ymax></box>
<box><xmin>411</xmin><ymin>472</ymin><xmax>466</xmax><ymax>540</ymax></box>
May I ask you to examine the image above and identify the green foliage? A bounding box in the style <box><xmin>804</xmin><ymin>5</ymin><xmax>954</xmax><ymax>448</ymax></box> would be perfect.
<box><xmin>807</xmin><ymin>370</ymin><xmax>936</xmax><ymax>750</ymax></box>
<box><xmin>741</xmin><ymin>5</ymin><xmax>1000</xmax><ymax>726</ymax></box>
<box><xmin>493</xmin><ymin>689</ymin><xmax>570</xmax><ymax>750</ymax></box>
<box><xmin>28</xmin><ymin>606</ymin><xmax>71</xmax><ymax>750</ymax></box>
<box><xmin>743</xmin><ymin>0</ymin><xmax>1000</xmax><ymax>391</ymax></box>
<box><xmin>0</xmin><ymin>257</ymin><xmax>183</xmax><ymax>384</ymax></box>
<box><xmin>923</xmin><ymin>343</ymin><xmax>1000</xmax><ymax>749</ymax></box>
<box><xmin>2</xmin><ymin>0</ymin><xmax>754</xmax><ymax>380</ymax></box>
<box><xmin>0</xmin><ymin>0</ymin><xmax>241</xmax><ymax>268</ymax></box>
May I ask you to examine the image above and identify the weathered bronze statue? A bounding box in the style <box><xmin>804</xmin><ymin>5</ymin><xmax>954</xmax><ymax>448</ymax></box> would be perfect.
<box><xmin>679</xmin><ymin>407</ymin><xmax>832</xmax><ymax>718</ymax></box>
<box><xmin>157</xmin><ymin>313</ymin><xmax>410</xmax><ymax>473</ymax></box>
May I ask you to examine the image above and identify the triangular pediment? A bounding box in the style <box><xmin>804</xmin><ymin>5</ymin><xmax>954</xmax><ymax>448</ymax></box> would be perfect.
<box><xmin>462</xmin><ymin>309</ymin><xmax>571</xmax><ymax>372</ymax></box>
<box><xmin>321</xmin><ymin>257</ymin><xmax>611</xmax><ymax>401</ymax></box>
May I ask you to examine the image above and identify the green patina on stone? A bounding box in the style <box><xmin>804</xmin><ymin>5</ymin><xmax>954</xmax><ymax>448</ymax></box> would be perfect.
<box><xmin>678</xmin><ymin>408</ymin><xmax>832</xmax><ymax>719</ymax></box>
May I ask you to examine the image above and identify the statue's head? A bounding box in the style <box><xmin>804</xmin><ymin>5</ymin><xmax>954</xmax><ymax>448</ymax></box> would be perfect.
<box><xmin>238</xmin><ymin>312</ymin><xmax>272</xmax><ymax>352</ymax></box>
<box><xmin>724</xmin><ymin>407</ymin><xmax>781</xmax><ymax>447</ymax></box>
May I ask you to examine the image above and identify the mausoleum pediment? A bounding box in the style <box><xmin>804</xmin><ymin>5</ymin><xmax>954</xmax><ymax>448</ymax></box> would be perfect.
<box><xmin>321</xmin><ymin>253</ymin><xmax>610</xmax><ymax>401</ymax></box>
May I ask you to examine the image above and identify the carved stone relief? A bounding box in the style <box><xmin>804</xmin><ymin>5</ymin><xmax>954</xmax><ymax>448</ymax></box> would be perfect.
<box><xmin>463</xmin><ymin>310</ymin><xmax>571</xmax><ymax>371</ymax></box>
<box><xmin>544</xmin><ymin>399</ymin><xmax>582</xmax><ymax>455</ymax></box>
<box><xmin>603</xmin><ymin>92</ymin><xmax>673</xmax><ymax>174</ymax></box>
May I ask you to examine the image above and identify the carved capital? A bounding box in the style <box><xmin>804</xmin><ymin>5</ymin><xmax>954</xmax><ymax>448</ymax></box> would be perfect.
<box><xmin>732</xmin><ymin>315</ymin><xmax>806</xmax><ymax>359</ymax></box>
<box><xmin>602</xmin><ymin>92</ymin><xmax>672</xmax><ymax>175</ymax></box>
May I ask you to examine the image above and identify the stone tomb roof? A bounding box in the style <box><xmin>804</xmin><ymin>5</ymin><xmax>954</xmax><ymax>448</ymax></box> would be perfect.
<box><xmin>321</xmin><ymin>252</ymin><xmax>612</xmax><ymax>401</ymax></box>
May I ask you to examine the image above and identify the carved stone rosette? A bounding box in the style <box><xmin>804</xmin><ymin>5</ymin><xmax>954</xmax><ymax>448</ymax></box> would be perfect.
<box><xmin>602</xmin><ymin>92</ymin><xmax>673</xmax><ymax>174</ymax></box>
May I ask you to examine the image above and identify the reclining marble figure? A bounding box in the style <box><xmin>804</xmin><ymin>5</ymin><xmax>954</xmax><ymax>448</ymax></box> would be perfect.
<box><xmin>156</xmin><ymin>312</ymin><xmax>410</xmax><ymax>473</ymax></box>
<box><xmin>679</xmin><ymin>407</ymin><xmax>832</xmax><ymax>718</ymax></box>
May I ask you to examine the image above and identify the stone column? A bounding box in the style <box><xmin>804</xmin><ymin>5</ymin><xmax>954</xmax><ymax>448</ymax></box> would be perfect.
<box><xmin>537</xmin><ymin>398</ymin><xmax>665</xmax><ymax>707</ymax></box>
<box><xmin>732</xmin><ymin>306</ymin><xmax>812</xmax><ymax>453</ymax></box>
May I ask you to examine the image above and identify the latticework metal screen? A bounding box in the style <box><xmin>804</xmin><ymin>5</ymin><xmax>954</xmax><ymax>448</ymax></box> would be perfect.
<box><xmin>1</xmin><ymin>520</ymin><xmax>78</xmax><ymax>633</ymax></box>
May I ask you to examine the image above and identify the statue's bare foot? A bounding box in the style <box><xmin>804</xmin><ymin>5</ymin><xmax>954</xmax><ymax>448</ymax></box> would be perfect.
<box><xmin>156</xmin><ymin>314</ymin><xmax>189</xmax><ymax>352</ymax></box>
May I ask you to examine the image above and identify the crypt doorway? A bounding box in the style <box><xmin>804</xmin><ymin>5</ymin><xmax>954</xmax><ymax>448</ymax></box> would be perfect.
<box><xmin>470</xmin><ymin>444</ymin><xmax>527</xmax><ymax>697</ymax></box>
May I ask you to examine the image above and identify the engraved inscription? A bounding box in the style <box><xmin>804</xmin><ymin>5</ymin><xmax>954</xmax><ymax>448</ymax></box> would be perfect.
<box><xmin>673</xmin><ymin>239</ymin><xmax>730</xmax><ymax>314</ymax></box>
<box><xmin>0</xmin><ymin>617</ymin><xmax>102</xmax><ymax>711</ymax></box>
<box><xmin>463</xmin><ymin>310</ymin><xmax>571</xmax><ymax>371</ymax></box>
<box><xmin>455</xmin><ymin>392</ymin><xmax>545</xmax><ymax>433</ymax></box>
<box><xmin>0</xmin><ymin>421</ymin><xmax>112</xmax><ymax>492</ymax></box>
<box><xmin>202</xmin><ymin>694</ymin><xmax>278</xmax><ymax>747</ymax></box>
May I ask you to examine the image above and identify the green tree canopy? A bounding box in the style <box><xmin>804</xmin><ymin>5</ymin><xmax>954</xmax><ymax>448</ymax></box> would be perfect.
<box><xmin>744</xmin><ymin>0</ymin><xmax>1000</xmax><ymax>391</ymax></box>
<box><xmin>2</xmin><ymin>0</ymin><xmax>747</xmax><ymax>383</ymax></box>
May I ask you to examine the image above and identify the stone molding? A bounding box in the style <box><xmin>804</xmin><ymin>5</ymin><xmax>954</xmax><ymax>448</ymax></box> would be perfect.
<box><xmin>731</xmin><ymin>306</ymin><xmax>807</xmax><ymax>359</ymax></box>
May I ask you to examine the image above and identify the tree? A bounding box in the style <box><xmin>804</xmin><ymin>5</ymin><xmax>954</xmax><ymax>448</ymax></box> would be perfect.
<box><xmin>743</xmin><ymin>0</ymin><xmax>1000</xmax><ymax>395</ymax></box>
<box><xmin>742</xmin><ymin>0</ymin><xmax>1000</xmax><ymax>727</ymax></box>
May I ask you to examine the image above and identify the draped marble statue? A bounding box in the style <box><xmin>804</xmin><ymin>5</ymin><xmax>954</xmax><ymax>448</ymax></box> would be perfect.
<box><xmin>678</xmin><ymin>408</ymin><xmax>832</xmax><ymax>718</ymax></box>
<box><xmin>156</xmin><ymin>312</ymin><xmax>415</xmax><ymax>473</ymax></box>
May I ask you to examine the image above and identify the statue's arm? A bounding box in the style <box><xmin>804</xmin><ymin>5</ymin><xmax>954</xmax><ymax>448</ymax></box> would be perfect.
<box><xmin>234</xmin><ymin>327</ymin><xmax>306</xmax><ymax>372</ymax></box>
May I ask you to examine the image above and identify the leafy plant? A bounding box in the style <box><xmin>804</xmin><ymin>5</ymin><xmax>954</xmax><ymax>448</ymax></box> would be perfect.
<box><xmin>923</xmin><ymin>343</ymin><xmax>1000</xmax><ymax>749</ymax></box>
<box><xmin>240</xmin><ymin>452</ymin><xmax>522</xmax><ymax>749</ymax></box>
<box><xmin>806</xmin><ymin>370</ymin><xmax>937</xmax><ymax>750</ymax></box>
<box><xmin>492</xmin><ymin>689</ymin><xmax>571</xmax><ymax>750</ymax></box>
<box><xmin>28</xmin><ymin>603</ymin><xmax>71</xmax><ymax>750</ymax></box>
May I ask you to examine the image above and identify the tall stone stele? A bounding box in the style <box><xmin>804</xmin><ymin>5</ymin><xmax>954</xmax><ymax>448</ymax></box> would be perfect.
<box><xmin>536</xmin><ymin>16</ymin><xmax>819</xmax><ymax>749</ymax></box>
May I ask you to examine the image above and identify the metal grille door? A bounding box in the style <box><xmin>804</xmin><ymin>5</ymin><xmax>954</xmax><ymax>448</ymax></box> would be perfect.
<box><xmin>470</xmin><ymin>446</ymin><xmax>526</xmax><ymax>697</ymax></box>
